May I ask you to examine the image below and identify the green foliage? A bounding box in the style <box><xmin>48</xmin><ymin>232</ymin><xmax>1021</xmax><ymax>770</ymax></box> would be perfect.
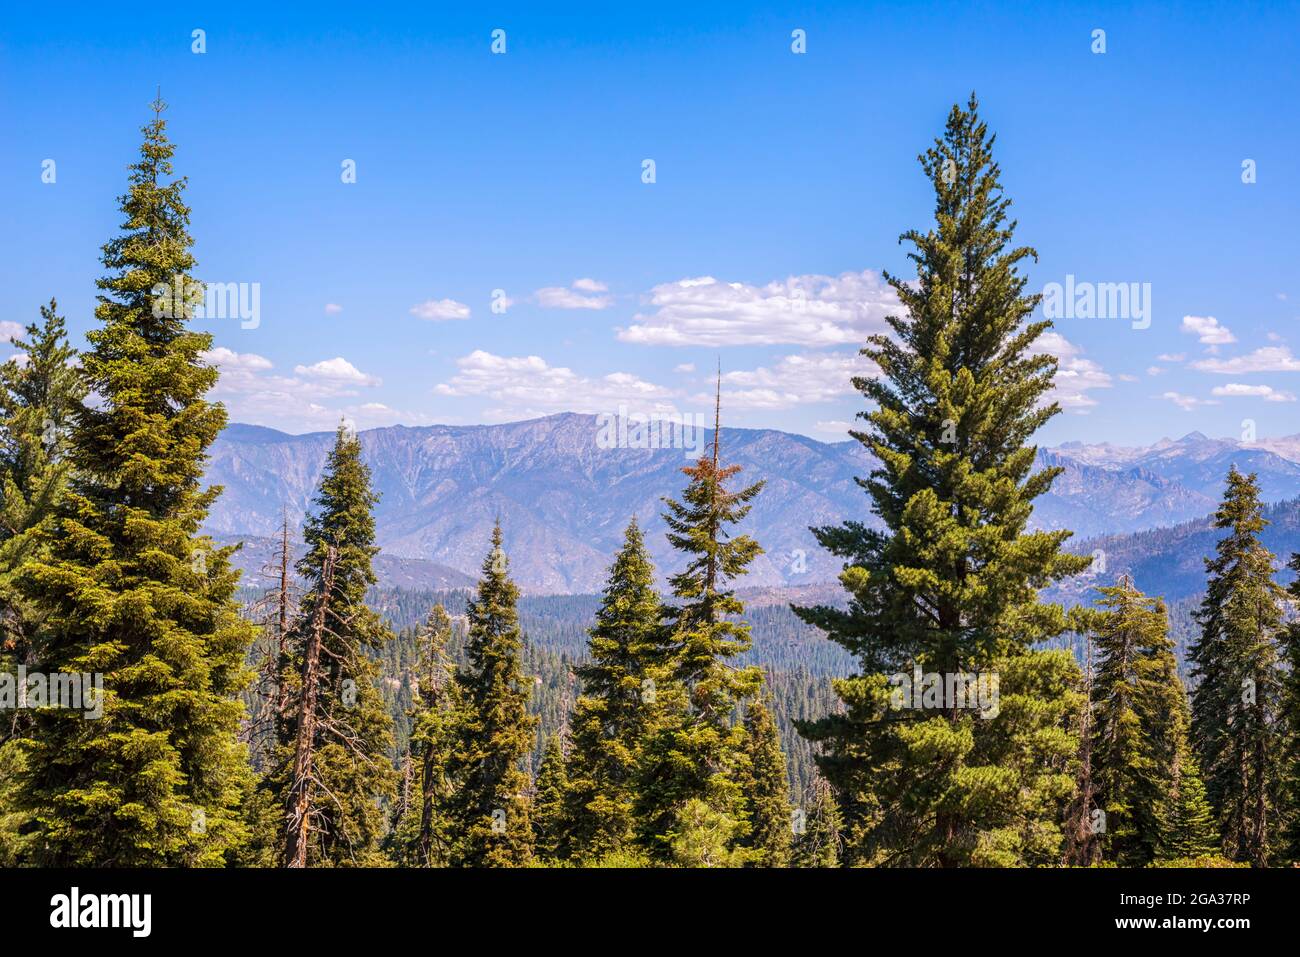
<box><xmin>737</xmin><ymin>695</ymin><xmax>792</xmax><ymax>866</ymax></box>
<box><xmin>792</xmin><ymin>777</ymin><xmax>841</xmax><ymax>868</ymax></box>
<box><xmin>268</xmin><ymin>426</ymin><xmax>397</xmax><ymax>866</ymax></box>
<box><xmin>11</xmin><ymin>104</ymin><xmax>255</xmax><ymax>866</ymax></box>
<box><xmin>533</xmin><ymin>734</ymin><xmax>569</xmax><ymax>860</ymax></box>
<box><xmin>636</xmin><ymin>409</ymin><xmax>766</xmax><ymax>857</ymax></box>
<box><xmin>1086</xmin><ymin>577</ymin><xmax>1185</xmax><ymax>865</ymax></box>
<box><xmin>564</xmin><ymin>517</ymin><xmax>668</xmax><ymax>860</ymax></box>
<box><xmin>449</xmin><ymin>524</ymin><xmax>537</xmax><ymax>866</ymax></box>
<box><xmin>794</xmin><ymin>96</ymin><xmax>1088</xmax><ymax>867</ymax></box>
<box><xmin>1189</xmin><ymin>467</ymin><xmax>1285</xmax><ymax>866</ymax></box>
<box><xmin>668</xmin><ymin>798</ymin><xmax>747</xmax><ymax>868</ymax></box>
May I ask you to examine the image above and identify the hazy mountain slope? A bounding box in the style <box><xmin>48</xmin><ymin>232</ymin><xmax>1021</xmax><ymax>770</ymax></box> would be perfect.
<box><xmin>203</xmin><ymin>415</ymin><xmax>1300</xmax><ymax>594</ymax></box>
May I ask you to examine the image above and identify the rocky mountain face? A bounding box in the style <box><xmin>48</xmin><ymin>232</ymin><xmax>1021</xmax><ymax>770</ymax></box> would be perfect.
<box><xmin>202</xmin><ymin>416</ymin><xmax>1300</xmax><ymax>594</ymax></box>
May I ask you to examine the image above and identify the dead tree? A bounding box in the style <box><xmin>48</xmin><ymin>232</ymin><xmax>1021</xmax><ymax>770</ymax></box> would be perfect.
<box><xmin>284</xmin><ymin>545</ymin><xmax>336</xmax><ymax>869</ymax></box>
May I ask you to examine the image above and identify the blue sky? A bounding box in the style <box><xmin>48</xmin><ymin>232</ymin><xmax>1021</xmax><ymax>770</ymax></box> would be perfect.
<box><xmin>3</xmin><ymin>1</ymin><xmax>1298</xmax><ymax>445</ymax></box>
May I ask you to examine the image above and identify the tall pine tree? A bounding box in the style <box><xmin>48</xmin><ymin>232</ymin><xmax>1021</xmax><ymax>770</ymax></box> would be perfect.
<box><xmin>636</xmin><ymin>386</ymin><xmax>765</xmax><ymax>859</ymax></box>
<box><xmin>13</xmin><ymin>100</ymin><xmax>255</xmax><ymax>865</ymax></box>
<box><xmin>449</xmin><ymin>524</ymin><xmax>536</xmax><ymax>867</ymax></box>
<box><xmin>794</xmin><ymin>96</ymin><xmax>1091</xmax><ymax>866</ymax></box>
<box><xmin>737</xmin><ymin>694</ymin><xmax>792</xmax><ymax>867</ymax></box>
<box><xmin>1189</xmin><ymin>466</ymin><xmax>1284</xmax><ymax>866</ymax></box>
<box><xmin>273</xmin><ymin>425</ymin><xmax>397</xmax><ymax>867</ymax></box>
<box><xmin>564</xmin><ymin>517</ymin><xmax>668</xmax><ymax>860</ymax></box>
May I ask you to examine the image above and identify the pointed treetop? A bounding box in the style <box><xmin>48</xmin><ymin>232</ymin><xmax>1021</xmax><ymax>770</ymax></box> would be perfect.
<box><xmin>711</xmin><ymin>358</ymin><xmax>722</xmax><ymax>469</ymax></box>
<box><xmin>151</xmin><ymin>86</ymin><xmax>166</xmax><ymax>116</ymax></box>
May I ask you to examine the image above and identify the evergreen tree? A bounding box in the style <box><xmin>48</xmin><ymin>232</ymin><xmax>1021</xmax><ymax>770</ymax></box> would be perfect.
<box><xmin>1279</xmin><ymin>552</ymin><xmax>1300</xmax><ymax>864</ymax></box>
<box><xmin>274</xmin><ymin>426</ymin><xmax>397</xmax><ymax>867</ymax></box>
<box><xmin>12</xmin><ymin>101</ymin><xmax>255</xmax><ymax>865</ymax></box>
<box><xmin>636</xmin><ymin>386</ymin><xmax>765</xmax><ymax>857</ymax></box>
<box><xmin>1159</xmin><ymin>755</ymin><xmax>1219</xmax><ymax>861</ymax></box>
<box><xmin>794</xmin><ymin>96</ymin><xmax>1091</xmax><ymax>866</ymax></box>
<box><xmin>792</xmin><ymin>777</ymin><xmax>841</xmax><ymax>868</ymax></box>
<box><xmin>533</xmin><ymin>734</ymin><xmax>569</xmax><ymax>861</ymax></box>
<box><xmin>407</xmin><ymin>603</ymin><xmax>462</xmax><ymax>866</ymax></box>
<box><xmin>1088</xmin><ymin>577</ymin><xmax>1183</xmax><ymax>866</ymax></box>
<box><xmin>0</xmin><ymin>299</ymin><xmax>84</xmax><ymax>666</ymax></box>
<box><xmin>1189</xmin><ymin>467</ymin><xmax>1284</xmax><ymax>866</ymax></box>
<box><xmin>564</xmin><ymin>516</ymin><xmax>667</xmax><ymax>859</ymax></box>
<box><xmin>738</xmin><ymin>694</ymin><xmax>792</xmax><ymax>867</ymax></box>
<box><xmin>449</xmin><ymin>524</ymin><xmax>536</xmax><ymax>866</ymax></box>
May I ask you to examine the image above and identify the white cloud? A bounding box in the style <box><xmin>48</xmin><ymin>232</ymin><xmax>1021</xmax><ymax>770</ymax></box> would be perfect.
<box><xmin>434</xmin><ymin>350</ymin><xmax>677</xmax><ymax>419</ymax></box>
<box><xmin>293</xmin><ymin>357</ymin><xmax>382</xmax><ymax>387</ymax></box>
<box><xmin>1156</xmin><ymin>352</ymin><xmax>1185</xmax><ymax>362</ymax></box>
<box><xmin>1</xmin><ymin>321</ymin><xmax>24</xmax><ymax>343</ymax></box>
<box><xmin>674</xmin><ymin>363</ymin><xmax>696</xmax><ymax>374</ymax></box>
<box><xmin>410</xmin><ymin>298</ymin><xmax>472</xmax><ymax>321</ymax></box>
<box><xmin>618</xmin><ymin>269</ymin><xmax>900</xmax><ymax>347</ymax></box>
<box><xmin>814</xmin><ymin>420</ymin><xmax>855</xmax><ymax>436</ymax></box>
<box><xmin>1031</xmin><ymin>332</ymin><xmax>1112</xmax><ymax>412</ymax></box>
<box><xmin>324</xmin><ymin>303</ymin><xmax>343</xmax><ymax>315</ymax></box>
<box><xmin>1160</xmin><ymin>391</ymin><xmax>1219</xmax><ymax>412</ymax></box>
<box><xmin>203</xmin><ymin>350</ymin><xmax>406</xmax><ymax>432</ymax></box>
<box><xmin>1181</xmin><ymin>315</ymin><xmax>1236</xmax><ymax>346</ymax></box>
<box><xmin>716</xmin><ymin>352</ymin><xmax>875</xmax><ymax>410</ymax></box>
<box><xmin>534</xmin><ymin>281</ymin><xmax>614</xmax><ymax>310</ymax></box>
<box><xmin>1210</xmin><ymin>383</ymin><xmax>1296</xmax><ymax>402</ymax></box>
<box><xmin>202</xmin><ymin>347</ymin><xmax>274</xmax><ymax>371</ymax></box>
<box><xmin>1191</xmin><ymin>346</ymin><xmax>1300</xmax><ymax>374</ymax></box>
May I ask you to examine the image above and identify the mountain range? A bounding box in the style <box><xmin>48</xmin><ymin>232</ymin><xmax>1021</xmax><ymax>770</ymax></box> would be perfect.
<box><xmin>202</xmin><ymin>414</ymin><xmax>1300</xmax><ymax>595</ymax></box>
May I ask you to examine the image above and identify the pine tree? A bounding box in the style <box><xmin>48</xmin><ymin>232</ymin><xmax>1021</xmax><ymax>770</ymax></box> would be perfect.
<box><xmin>12</xmin><ymin>100</ymin><xmax>255</xmax><ymax>865</ymax></box>
<box><xmin>449</xmin><ymin>524</ymin><xmax>536</xmax><ymax>866</ymax></box>
<box><xmin>564</xmin><ymin>516</ymin><xmax>667</xmax><ymax>859</ymax></box>
<box><xmin>738</xmin><ymin>694</ymin><xmax>792</xmax><ymax>867</ymax></box>
<box><xmin>0</xmin><ymin>299</ymin><xmax>84</xmax><ymax>666</ymax></box>
<box><xmin>1278</xmin><ymin>552</ymin><xmax>1300</xmax><ymax>864</ymax></box>
<box><xmin>406</xmin><ymin>603</ymin><xmax>462</xmax><ymax>866</ymax></box>
<box><xmin>274</xmin><ymin>425</ymin><xmax>397</xmax><ymax>867</ymax></box>
<box><xmin>1160</xmin><ymin>755</ymin><xmax>1219</xmax><ymax>861</ymax></box>
<box><xmin>1088</xmin><ymin>577</ymin><xmax>1183</xmax><ymax>866</ymax></box>
<box><xmin>793</xmin><ymin>96</ymin><xmax>1091</xmax><ymax>867</ymax></box>
<box><xmin>636</xmin><ymin>384</ymin><xmax>765</xmax><ymax>857</ymax></box>
<box><xmin>1189</xmin><ymin>466</ymin><xmax>1284</xmax><ymax>866</ymax></box>
<box><xmin>792</xmin><ymin>777</ymin><xmax>841</xmax><ymax>868</ymax></box>
<box><xmin>533</xmin><ymin>734</ymin><xmax>570</xmax><ymax>861</ymax></box>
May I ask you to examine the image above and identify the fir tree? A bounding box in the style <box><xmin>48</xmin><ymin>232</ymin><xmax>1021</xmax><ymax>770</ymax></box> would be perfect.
<box><xmin>274</xmin><ymin>426</ymin><xmax>397</xmax><ymax>867</ymax></box>
<box><xmin>0</xmin><ymin>299</ymin><xmax>84</xmax><ymax>666</ymax></box>
<box><xmin>793</xmin><ymin>96</ymin><xmax>1091</xmax><ymax>866</ymax></box>
<box><xmin>533</xmin><ymin>734</ymin><xmax>569</xmax><ymax>861</ymax></box>
<box><xmin>738</xmin><ymin>694</ymin><xmax>792</xmax><ymax>867</ymax></box>
<box><xmin>1189</xmin><ymin>466</ymin><xmax>1284</xmax><ymax>866</ymax></box>
<box><xmin>407</xmin><ymin>603</ymin><xmax>462</xmax><ymax>866</ymax></box>
<box><xmin>449</xmin><ymin>524</ymin><xmax>536</xmax><ymax>866</ymax></box>
<box><xmin>1160</xmin><ymin>755</ymin><xmax>1219</xmax><ymax>861</ymax></box>
<box><xmin>564</xmin><ymin>516</ymin><xmax>667</xmax><ymax>859</ymax></box>
<box><xmin>1088</xmin><ymin>577</ymin><xmax>1183</xmax><ymax>866</ymax></box>
<box><xmin>12</xmin><ymin>100</ymin><xmax>255</xmax><ymax>865</ymax></box>
<box><xmin>636</xmin><ymin>383</ymin><xmax>765</xmax><ymax>857</ymax></box>
<box><xmin>1279</xmin><ymin>552</ymin><xmax>1300</xmax><ymax>864</ymax></box>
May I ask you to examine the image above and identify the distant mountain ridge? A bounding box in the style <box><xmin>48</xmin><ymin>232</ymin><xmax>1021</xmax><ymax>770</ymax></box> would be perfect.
<box><xmin>202</xmin><ymin>415</ymin><xmax>1300</xmax><ymax>594</ymax></box>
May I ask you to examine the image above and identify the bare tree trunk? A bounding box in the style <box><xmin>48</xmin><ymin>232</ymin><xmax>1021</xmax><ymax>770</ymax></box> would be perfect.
<box><xmin>284</xmin><ymin>546</ymin><xmax>336</xmax><ymax>869</ymax></box>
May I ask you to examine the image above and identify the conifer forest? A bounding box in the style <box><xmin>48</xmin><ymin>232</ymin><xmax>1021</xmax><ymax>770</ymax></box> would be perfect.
<box><xmin>1</xmin><ymin>6</ymin><xmax>1296</xmax><ymax>940</ymax></box>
